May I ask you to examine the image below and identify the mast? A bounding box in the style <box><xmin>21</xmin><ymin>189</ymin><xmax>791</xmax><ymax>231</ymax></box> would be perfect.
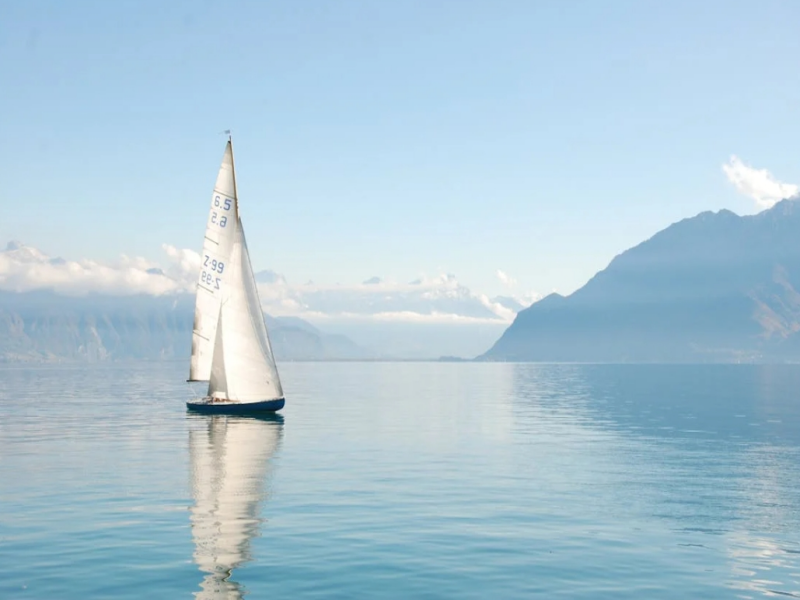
<box><xmin>229</xmin><ymin>131</ymin><xmax>240</xmax><ymax>213</ymax></box>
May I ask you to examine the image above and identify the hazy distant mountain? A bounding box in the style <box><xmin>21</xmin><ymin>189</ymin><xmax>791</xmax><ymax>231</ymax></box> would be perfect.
<box><xmin>0</xmin><ymin>240</ymin><xmax>539</xmax><ymax>359</ymax></box>
<box><xmin>0</xmin><ymin>290</ymin><xmax>370</xmax><ymax>362</ymax></box>
<box><xmin>262</xmin><ymin>313</ymin><xmax>369</xmax><ymax>360</ymax></box>
<box><xmin>482</xmin><ymin>199</ymin><xmax>800</xmax><ymax>362</ymax></box>
<box><xmin>490</xmin><ymin>295</ymin><xmax>530</xmax><ymax>313</ymax></box>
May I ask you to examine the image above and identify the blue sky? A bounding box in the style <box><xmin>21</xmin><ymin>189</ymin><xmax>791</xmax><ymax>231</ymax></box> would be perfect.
<box><xmin>3</xmin><ymin>0</ymin><xmax>800</xmax><ymax>297</ymax></box>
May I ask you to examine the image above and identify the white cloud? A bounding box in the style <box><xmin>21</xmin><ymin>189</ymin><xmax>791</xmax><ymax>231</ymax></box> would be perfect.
<box><xmin>0</xmin><ymin>241</ymin><xmax>197</xmax><ymax>296</ymax></box>
<box><xmin>476</xmin><ymin>293</ymin><xmax>517</xmax><ymax>321</ymax></box>
<box><xmin>0</xmin><ymin>240</ymin><xmax>540</xmax><ymax>324</ymax></box>
<box><xmin>161</xmin><ymin>244</ymin><xmax>201</xmax><ymax>280</ymax></box>
<box><xmin>255</xmin><ymin>269</ymin><xmax>549</xmax><ymax>323</ymax></box>
<box><xmin>496</xmin><ymin>269</ymin><xmax>517</xmax><ymax>288</ymax></box>
<box><xmin>722</xmin><ymin>155</ymin><xmax>799</xmax><ymax>209</ymax></box>
<box><xmin>492</xmin><ymin>269</ymin><xmax>541</xmax><ymax>312</ymax></box>
<box><xmin>302</xmin><ymin>310</ymin><xmax>511</xmax><ymax>325</ymax></box>
<box><xmin>255</xmin><ymin>271</ymin><xmax>519</xmax><ymax>323</ymax></box>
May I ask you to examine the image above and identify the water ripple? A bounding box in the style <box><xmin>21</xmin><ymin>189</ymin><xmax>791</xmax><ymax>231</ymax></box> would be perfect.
<box><xmin>0</xmin><ymin>361</ymin><xmax>798</xmax><ymax>598</ymax></box>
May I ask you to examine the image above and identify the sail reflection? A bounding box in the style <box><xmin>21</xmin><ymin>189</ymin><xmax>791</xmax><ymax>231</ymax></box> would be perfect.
<box><xmin>188</xmin><ymin>414</ymin><xmax>284</xmax><ymax>599</ymax></box>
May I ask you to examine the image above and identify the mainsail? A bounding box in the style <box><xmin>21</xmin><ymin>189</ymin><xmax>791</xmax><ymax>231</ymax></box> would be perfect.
<box><xmin>207</xmin><ymin>218</ymin><xmax>283</xmax><ymax>402</ymax></box>
<box><xmin>189</xmin><ymin>414</ymin><xmax>283</xmax><ymax>599</ymax></box>
<box><xmin>189</xmin><ymin>141</ymin><xmax>239</xmax><ymax>382</ymax></box>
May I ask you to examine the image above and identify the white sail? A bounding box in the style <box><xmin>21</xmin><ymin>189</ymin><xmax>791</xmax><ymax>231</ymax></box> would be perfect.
<box><xmin>189</xmin><ymin>415</ymin><xmax>283</xmax><ymax>599</ymax></box>
<box><xmin>189</xmin><ymin>141</ymin><xmax>239</xmax><ymax>382</ymax></box>
<box><xmin>207</xmin><ymin>217</ymin><xmax>284</xmax><ymax>403</ymax></box>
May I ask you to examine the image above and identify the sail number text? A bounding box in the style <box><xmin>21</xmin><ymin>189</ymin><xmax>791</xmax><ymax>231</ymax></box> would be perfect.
<box><xmin>200</xmin><ymin>271</ymin><xmax>221</xmax><ymax>289</ymax></box>
<box><xmin>200</xmin><ymin>255</ymin><xmax>224</xmax><ymax>290</ymax></box>
<box><xmin>211</xmin><ymin>195</ymin><xmax>232</xmax><ymax>228</ymax></box>
<box><xmin>210</xmin><ymin>212</ymin><xmax>228</xmax><ymax>227</ymax></box>
<box><xmin>214</xmin><ymin>195</ymin><xmax>232</xmax><ymax>211</ymax></box>
<box><xmin>203</xmin><ymin>255</ymin><xmax>225</xmax><ymax>274</ymax></box>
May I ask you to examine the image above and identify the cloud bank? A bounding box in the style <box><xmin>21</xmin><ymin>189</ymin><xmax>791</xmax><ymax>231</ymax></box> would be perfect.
<box><xmin>723</xmin><ymin>155</ymin><xmax>799</xmax><ymax>209</ymax></box>
<box><xmin>254</xmin><ymin>271</ymin><xmax>537</xmax><ymax>323</ymax></box>
<box><xmin>0</xmin><ymin>241</ymin><xmax>540</xmax><ymax>324</ymax></box>
<box><xmin>0</xmin><ymin>241</ymin><xmax>199</xmax><ymax>296</ymax></box>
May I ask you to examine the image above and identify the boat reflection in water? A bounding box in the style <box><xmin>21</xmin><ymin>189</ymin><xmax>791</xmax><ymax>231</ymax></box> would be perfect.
<box><xmin>188</xmin><ymin>413</ymin><xmax>284</xmax><ymax>599</ymax></box>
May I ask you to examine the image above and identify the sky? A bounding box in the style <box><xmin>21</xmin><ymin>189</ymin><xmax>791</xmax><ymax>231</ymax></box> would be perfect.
<box><xmin>3</xmin><ymin>0</ymin><xmax>800</xmax><ymax>300</ymax></box>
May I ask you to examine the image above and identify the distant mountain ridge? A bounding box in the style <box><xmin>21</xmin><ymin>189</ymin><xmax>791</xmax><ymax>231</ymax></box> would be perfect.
<box><xmin>0</xmin><ymin>290</ymin><xmax>370</xmax><ymax>362</ymax></box>
<box><xmin>482</xmin><ymin>199</ymin><xmax>800</xmax><ymax>362</ymax></box>
<box><xmin>0</xmin><ymin>240</ymin><xmax>538</xmax><ymax>358</ymax></box>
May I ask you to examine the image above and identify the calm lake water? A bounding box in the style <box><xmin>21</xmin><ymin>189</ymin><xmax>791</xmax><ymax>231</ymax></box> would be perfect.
<box><xmin>1</xmin><ymin>362</ymin><xmax>799</xmax><ymax>599</ymax></box>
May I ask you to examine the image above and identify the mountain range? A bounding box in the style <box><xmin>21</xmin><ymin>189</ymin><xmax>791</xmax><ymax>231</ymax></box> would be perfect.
<box><xmin>7</xmin><ymin>198</ymin><xmax>800</xmax><ymax>363</ymax></box>
<box><xmin>482</xmin><ymin>198</ymin><xmax>800</xmax><ymax>362</ymax></box>
<box><xmin>0</xmin><ymin>290</ymin><xmax>368</xmax><ymax>363</ymax></box>
<box><xmin>0</xmin><ymin>239</ymin><xmax>535</xmax><ymax>360</ymax></box>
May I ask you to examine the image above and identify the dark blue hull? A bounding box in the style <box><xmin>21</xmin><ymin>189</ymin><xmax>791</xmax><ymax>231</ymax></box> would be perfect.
<box><xmin>186</xmin><ymin>398</ymin><xmax>285</xmax><ymax>414</ymax></box>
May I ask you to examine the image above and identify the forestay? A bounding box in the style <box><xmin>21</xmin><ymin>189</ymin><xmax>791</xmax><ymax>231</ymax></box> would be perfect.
<box><xmin>207</xmin><ymin>218</ymin><xmax>283</xmax><ymax>402</ymax></box>
<box><xmin>189</xmin><ymin>141</ymin><xmax>239</xmax><ymax>382</ymax></box>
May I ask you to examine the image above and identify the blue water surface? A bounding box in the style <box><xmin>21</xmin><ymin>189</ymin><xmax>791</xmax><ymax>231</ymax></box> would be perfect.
<box><xmin>1</xmin><ymin>362</ymin><xmax>799</xmax><ymax>598</ymax></box>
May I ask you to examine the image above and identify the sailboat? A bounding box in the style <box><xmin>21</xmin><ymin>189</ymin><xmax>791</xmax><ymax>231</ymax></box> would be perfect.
<box><xmin>186</xmin><ymin>136</ymin><xmax>285</xmax><ymax>414</ymax></box>
<box><xmin>189</xmin><ymin>413</ymin><xmax>283</xmax><ymax>598</ymax></box>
